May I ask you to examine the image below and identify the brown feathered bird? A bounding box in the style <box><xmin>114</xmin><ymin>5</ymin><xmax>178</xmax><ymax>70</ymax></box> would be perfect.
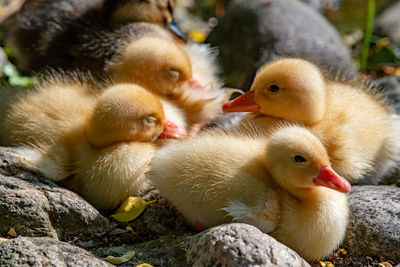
<box><xmin>6</xmin><ymin>0</ymin><xmax>185</xmax><ymax>72</ymax></box>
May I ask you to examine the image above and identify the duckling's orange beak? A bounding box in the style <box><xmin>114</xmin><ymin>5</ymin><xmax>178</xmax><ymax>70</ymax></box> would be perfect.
<box><xmin>158</xmin><ymin>119</ymin><xmax>187</xmax><ymax>140</ymax></box>
<box><xmin>314</xmin><ymin>166</ymin><xmax>351</xmax><ymax>193</ymax></box>
<box><xmin>222</xmin><ymin>91</ymin><xmax>261</xmax><ymax>113</ymax></box>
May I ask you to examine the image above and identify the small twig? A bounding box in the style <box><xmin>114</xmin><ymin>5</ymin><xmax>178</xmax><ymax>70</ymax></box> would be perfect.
<box><xmin>0</xmin><ymin>0</ymin><xmax>25</xmax><ymax>23</ymax></box>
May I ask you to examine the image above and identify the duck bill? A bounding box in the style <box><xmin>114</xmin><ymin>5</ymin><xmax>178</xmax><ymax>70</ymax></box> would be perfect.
<box><xmin>314</xmin><ymin>166</ymin><xmax>351</xmax><ymax>193</ymax></box>
<box><xmin>158</xmin><ymin>119</ymin><xmax>187</xmax><ymax>140</ymax></box>
<box><xmin>167</xmin><ymin>17</ymin><xmax>188</xmax><ymax>43</ymax></box>
<box><xmin>222</xmin><ymin>90</ymin><xmax>261</xmax><ymax>113</ymax></box>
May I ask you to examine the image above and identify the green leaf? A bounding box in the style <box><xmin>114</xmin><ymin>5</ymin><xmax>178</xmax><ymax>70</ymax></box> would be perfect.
<box><xmin>9</xmin><ymin>76</ymin><xmax>37</xmax><ymax>87</ymax></box>
<box><xmin>111</xmin><ymin>196</ymin><xmax>156</xmax><ymax>223</ymax></box>
<box><xmin>105</xmin><ymin>250</ymin><xmax>135</xmax><ymax>265</ymax></box>
<box><xmin>2</xmin><ymin>61</ymin><xmax>19</xmax><ymax>77</ymax></box>
<box><xmin>319</xmin><ymin>261</ymin><xmax>334</xmax><ymax>267</ymax></box>
<box><xmin>368</xmin><ymin>47</ymin><xmax>398</xmax><ymax>67</ymax></box>
<box><xmin>1</xmin><ymin>61</ymin><xmax>37</xmax><ymax>87</ymax></box>
<box><xmin>3</xmin><ymin>45</ymin><xmax>13</xmax><ymax>57</ymax></box>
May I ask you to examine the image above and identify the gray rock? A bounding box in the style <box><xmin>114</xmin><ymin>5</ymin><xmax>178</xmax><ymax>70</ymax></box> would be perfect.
<box><xmin>206</xmin><ymin>0</ymin><xmax>355</xmax><ymax>89</ymax></box>
<box><xmin>343</xmin><ymin>185</ymin><xmax>400</xmax><ymax>261</ymax></box>
<box><xmin>0</xmin><ymin>146</ymin><xmax>109</xmax><ymax>239</ymax></box>
<box><xmin>375</xmin><ymin>1</ymin><xmax>400</xmax><ymax>43</ymax></box>
<box><xmin>0</xmin><ymin>236</ymin><xmax>112</xmax><ymax>266</ymax></box>
<box><xmin>299</xmin><ymin>0</ymin><xmax>341</xmax><ymax>11</ymax></box>
<box><xmin>187</xmin><ymin>223</ymin><xmax>310</xmax><ymax>266</ymax></box>
<box><xmin>134</xmin><ymin>189</ymin><xmax>193</xmax><ymax>236</ymax></box>
<box><xmin>93</xmin><ymin>233</ymin><xmax>193</xmax><ymax>267</ymax></box>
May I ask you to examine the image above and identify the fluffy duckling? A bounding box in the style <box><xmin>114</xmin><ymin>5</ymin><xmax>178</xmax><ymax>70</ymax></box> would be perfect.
<box><xmin>7</xmin><ymin>0</ymin><xmax>185</xmax><ymax>72</ymax></box>
<box><xmin>104</xmin><ymin>33</ymin><xmax>191</xmax><ymax>98</ymax></box>
<box><xmin>58</xmin><ymin>84</ymin><xmax>187</xmax><ymax>211</ymax></box>
<box><xmin>2</xmin><ymin>79</ymin><xmax>187</xmax><ymax>210</ymax></box>
<box><xmin>223</xmin><ymin>58</ymin><xmax>400</xmax><ymax>183</ymax></box>
<box><xmin>1</xmin><ymin>79</ymin><xmax>96</xmax><ymax>148</ymax></box>
<box><xmin>149</xmin><ymin>126</ymin><xmax>350</xmax><ymax>261</ymax></box>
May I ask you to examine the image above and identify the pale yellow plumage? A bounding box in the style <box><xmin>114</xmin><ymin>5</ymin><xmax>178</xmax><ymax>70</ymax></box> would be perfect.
<box><xmin>149</xmin><ymin>125</ymin><xmax>350</xmax><ymax>261</ymax></box>
<box><xmin>223</xmin><ymin>58</ymin><xmax>400</xmax><ymax>182</ymax></box>
<box><xmin>1</xmin><ymin>79</ymin><xmax>187</xmax><ymax>210</ymax></box>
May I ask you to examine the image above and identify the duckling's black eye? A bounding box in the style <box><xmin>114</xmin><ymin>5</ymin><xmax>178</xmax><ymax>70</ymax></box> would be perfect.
<box><xmin>268</xmin><ymin>84</ymin><xmax>280</xmax><ymax>93</ymax></box>
<box><xmin>294</xmin><ymin>155</ymin><xmax>307</xmax><ymax>163</ymax></box>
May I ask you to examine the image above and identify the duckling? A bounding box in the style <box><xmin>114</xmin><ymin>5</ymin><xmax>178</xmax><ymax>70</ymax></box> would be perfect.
<box><xmin>222</xmin><ymin>58</ymin><xmax>400</xmax><ymax>183</ymax></box>
<box><xmin>6</xmin><ymin>0</ymin><xmax>185</xmax><ymax>72</ymax></box>
<box><xmin>1</xmin><ymin>79</ymin><xmax>96</xmax><ymax>148</ymax></box>
<box><xmin>58</xmin><ymin>83</ymin><xmax>187</xmax><ymax>211</ymax></box>
<box><xmin>149</xmin><ymin>125</ymin><xmax>350</xmax><ymax>261</ymax></box>
<box><xmin>2</xmin><ymin>77</ymin><xmax>187</xmax><ymax>210</ymax></box>
<box><xmin>104</xmin><ymin>33</ymin><xmax>191</xmax><ymax>98</ymax></box>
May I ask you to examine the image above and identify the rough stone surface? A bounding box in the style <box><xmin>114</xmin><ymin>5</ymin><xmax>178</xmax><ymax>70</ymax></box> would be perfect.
<box><xmin>343</xmin><ymin>185</ymin><xmax>400</xmax><ymax>261</ymax></box>
<box><xmin>375</xmin><ymin>1</ymin><xmax>400</xmax><ymax>43</ymax></box>
<box><xmin>299</xmin><ymin>0</ymin><xmax>341</xmax><ymax>11</ymax></box>
<box><xmin>187</xmin><ymin>223</ymin><xmax>310</xmax><ymax>267</ymax></box>
<box><xmin>206</xmin><ymin>0</ymin><xmax>355</xmax><ymax>89</ymax></box>
<box><xmin>0</xmin><ymin>146</ymin><xmax>109</xmax><ymax>239</ymax></box>
<box><xmin>93</xmin><ymin>234</ymin><xmax>192</xmax><ymax>267</ymax></box>
<box><xmin>135</xmin><ymin>189</ymin><xmax>194</xmax><ymax>236</ymax></box>
<box><xmin>0</xmin><ymin>236</ymin><xmax>112</xmax><ymax>266</ymax></box>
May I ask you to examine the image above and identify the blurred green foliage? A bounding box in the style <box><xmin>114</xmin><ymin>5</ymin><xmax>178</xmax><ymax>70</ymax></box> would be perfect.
<box><xmin>368</xmin><ymin>36</ymin><xmax>399</xmax><ymax>67</ymax></box>
<box><xmin>1</xmin><ymin>45</ymin><xmax>36</xmax><ymax>87</ymax></box>
<box><xmin>2</xmin><ymin>60</ymin><xmax>37</xmax><ymax>86</ymax></box>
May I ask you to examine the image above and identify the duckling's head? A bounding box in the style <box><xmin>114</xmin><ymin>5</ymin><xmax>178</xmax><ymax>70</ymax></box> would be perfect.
<box><xmin>265</xmin><ymin>126</ymin><xmax>351</xmax><ymax>197</ymax></box>
<box><xmin>109</xmin><ymin>0</ymin><xmax>186</xmax><ymax>42</ymax></box>
<box><xmin>106</xmin><ymin>36</ymin><xmax>193</xmax><ymax>99</ymax></box>
<box><xmin>223</xmin><ymin>58</ymin><xmax>326</xmax><ymax>125</ymax></box>
<box><xmin>110</xmin><ymin>0</ymin><xmax>174</xmax><ymax>24</ymax></box>
<box><xmin>86</xmin><ymin>83</ymin><xmax>186</xmax><ymax>148</ymax></box>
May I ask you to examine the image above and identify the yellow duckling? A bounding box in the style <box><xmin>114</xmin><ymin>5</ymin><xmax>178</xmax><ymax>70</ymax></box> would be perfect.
<box><xmin>105</xmin><ymin>34</ymin><xmax>192</xmax><ymax>98</ymax></box>
<box><xmin>2</xmin><ymin>80</ymin><xmax>186</xmax><ymax>211</ymax></box>
<box><xmin>223</xmin><ymin>58</ymin><xmax>400</xmax><ymax>183</ymax></box>
<box><xmin>149</xmin><ymin>125</ymin><xmax>350</xmax><ymax>261</ymax></box>
<box><xmin>58</xmin><ymin>84</ymin><xmax>186</xmax><ymax>211</ymax></box>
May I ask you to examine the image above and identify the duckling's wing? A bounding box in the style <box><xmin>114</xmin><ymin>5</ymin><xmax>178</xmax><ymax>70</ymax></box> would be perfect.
<box><xmin>222</xmin><ymin>197</ymin><xmax>279</xmax><ymax>234</ymax></box>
